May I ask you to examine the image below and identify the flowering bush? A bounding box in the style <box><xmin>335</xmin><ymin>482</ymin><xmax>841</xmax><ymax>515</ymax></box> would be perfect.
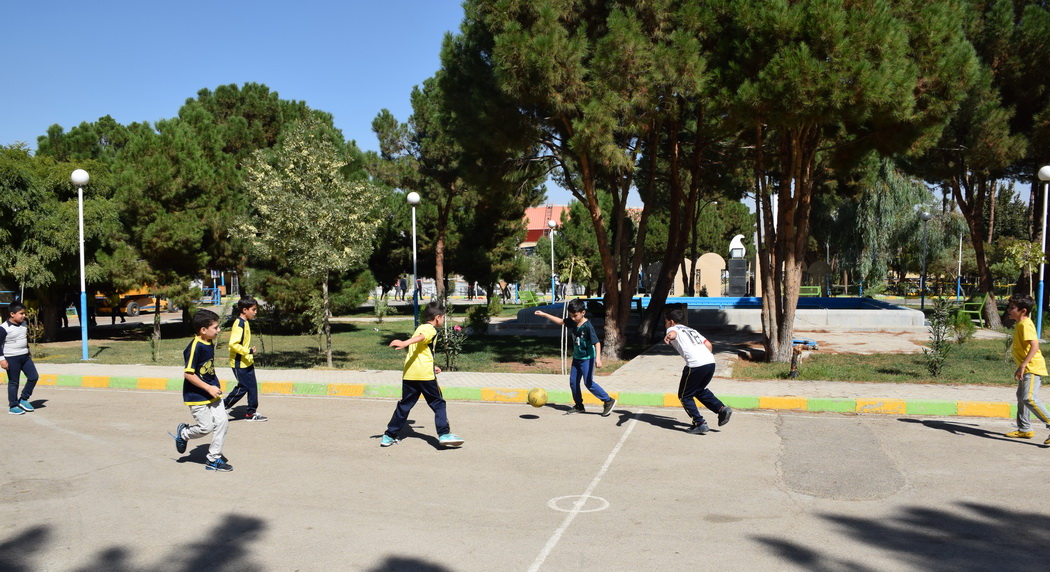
<box><xmin>436</xmin><ymin>323</ymin><xmax>468</xmax><ymax>371</ymax></box>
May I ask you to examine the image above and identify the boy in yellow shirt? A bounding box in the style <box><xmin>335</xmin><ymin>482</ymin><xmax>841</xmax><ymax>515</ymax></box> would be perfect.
<box><xmin>1004</xmin><ymin>294</ymin><xmax>1050</xmax><ymax>444</ymax></box>
<box><xmin>380</xmin><ymin>302</ymin><xmax>464</xmax><ymax>447</ymax></box>
<box><xmin>224</xmin><ymin>296</ymin><xmax>266</xmax><ymax>422</ymax></box>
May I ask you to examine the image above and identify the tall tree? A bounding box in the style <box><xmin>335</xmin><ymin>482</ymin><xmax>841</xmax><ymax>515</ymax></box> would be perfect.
<box><xmin>241</xmin><ymin>114</ymin><xmax>382</xmax><ymax>367</ymax></box>
<box><xmin>716</xmin><ymin>0</ymin><xmax>976</xmax><ymax>360</ymax></box>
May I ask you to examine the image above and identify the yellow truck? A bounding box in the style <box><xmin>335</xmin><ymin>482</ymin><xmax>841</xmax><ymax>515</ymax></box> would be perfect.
<box><xmin>95</xmin><ymin>288</ymin><xmax>170</xmax><ymax>317</ymax></box>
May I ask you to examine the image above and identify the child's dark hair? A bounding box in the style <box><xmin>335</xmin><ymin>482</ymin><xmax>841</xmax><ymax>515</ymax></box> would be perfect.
<box><xmin>236</xmin><ymin>295</ymin><xmax>258</xmax><ymax>314</ymax></box>
<box><xmin>1008</xmin><ymin>293</ymin><xmax>1035</xmax><ymax>316</ymax></box>
<box><xmin>424</xmin><ymin>301</ymin><xmax>446</xmax><ymax>322</ymax></box>
<box><xmin>566</xmin><ymin>298</ymin><xmax>586</xmax><ymax>314</ymax></box>
<box><xmin>665</xmin><ymin>307</ymin><xmax>686</xmax><ymax>324</ymax></box>
<box><xmin>8</xmin><ymin>302</ymin><xmax>26</xmax><ymax>314</ymax></box>
<box><xmin>192</xmin><ymin>309</ymin><xmax>220</xmax><ymax>334</ymax></box>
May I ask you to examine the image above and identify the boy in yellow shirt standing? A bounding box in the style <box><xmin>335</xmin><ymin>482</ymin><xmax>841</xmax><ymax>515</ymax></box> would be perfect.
<box><xmin>1004</xmin><ymin>294</ymin><xmax>1050</xmax><ymax>444</ymax></box>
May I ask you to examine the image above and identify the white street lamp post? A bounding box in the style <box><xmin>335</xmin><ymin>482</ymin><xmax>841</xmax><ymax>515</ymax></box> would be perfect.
<box><xmin>920</xmin><ymin>211</ymin><xmax>932</xmax><ymax>312</ymax></box>
<box><xmin>1037</xmin><ymin>166</ymin><xmax>1050</xmax><ymax>337</ymax></box>
<box><xmin>407</xmin><ymin>192</ymin><xmax>421</xmax><ymax>327</ymax></box>
<box><xmin>548</xmin><ymin>219</ymin><xmax>557</xmax><ymax>304</ymax></box>
<box><xmin>71</xmin><ymin>169</ymin><xmax>90</xmax><ymax>361</ymax></box>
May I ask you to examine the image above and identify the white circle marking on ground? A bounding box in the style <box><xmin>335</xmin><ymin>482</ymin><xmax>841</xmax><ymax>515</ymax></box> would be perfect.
<box><xmin>547</xmin><ymin>495</ymin><xmax>610</xmax><ymax>513</ymax></box>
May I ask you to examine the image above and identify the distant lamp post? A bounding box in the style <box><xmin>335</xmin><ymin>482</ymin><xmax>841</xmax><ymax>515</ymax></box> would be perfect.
<box><xmin>71</xmin><ymin>169</ymin><xmax>90</xmax><ymax>361</ymax></box>
<box><xmin>548</xmin><ymin>219</ymin><xmax>557</xmax><ymax>304</ymax></box>
<box><xmin>407</xmin><ymin>192</ymin><xmax>421</xmax><ymax>327</ymax></box>
<box><xmin>920</xmin><ymin>211</ymin><xmax>932</xmax><ymax>311</ymax></box>
<box><xmin>1037</xmin><ymin>166</ymin><xmax>1050</xmax><ymax>337</ymax></box>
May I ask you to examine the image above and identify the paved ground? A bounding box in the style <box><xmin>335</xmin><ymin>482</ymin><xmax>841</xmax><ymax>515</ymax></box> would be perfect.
<box><xmin>1</xmin><ymin>388</ymin><xmax>1047</xmax><ymax>571</ymax></box>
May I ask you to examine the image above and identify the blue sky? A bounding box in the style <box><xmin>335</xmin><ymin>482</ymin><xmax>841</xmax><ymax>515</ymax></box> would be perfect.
<box><xmin>2</xmin><ymin>0</ymin><xmax>576</xmax><ymax>204</ymax></box>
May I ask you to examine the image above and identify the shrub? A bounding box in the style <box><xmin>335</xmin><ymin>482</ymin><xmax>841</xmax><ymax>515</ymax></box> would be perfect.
<box><xmin>952</xmin><ymin>308</ymin><xmax>976</xmax><ymax>344</ymax></box>
<box><xmin>923</xmin><ymin>297</ymin><xmax>954</xmax><ymax>377</ymax></box>
<box><xmin>466</xmin><ymin>304</ymin><xmax>491</xmax><ymax>335</ymax></box>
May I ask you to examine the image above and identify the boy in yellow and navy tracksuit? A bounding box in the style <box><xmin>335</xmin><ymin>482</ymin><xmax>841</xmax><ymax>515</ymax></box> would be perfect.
<box><xmin>1003</xmin><ymin>294</ymin><xmax>1050</xmax><ymax>444</ymax></box>
<box><xmin>224</xmin><ymin>296</ymin><xmax>266</xmax><ymax>422</ymax></box>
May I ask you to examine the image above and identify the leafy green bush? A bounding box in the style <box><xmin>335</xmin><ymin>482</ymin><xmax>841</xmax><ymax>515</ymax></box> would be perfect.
<box><xmin>466</xmin><ymin>304</ymin><xmax>491</xmax><ymax>335</ymax></box>
<box><xmin>952</xmin><ymin>308</ymin><xmax>976</xmax><ymax>344</ymax></box>
<box><xmin>923</xmin><ymin>297</ymin><xmax>954</xmax><ymax>377</ymax></box>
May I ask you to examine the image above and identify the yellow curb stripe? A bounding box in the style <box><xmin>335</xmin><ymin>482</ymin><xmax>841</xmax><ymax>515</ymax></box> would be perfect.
<box><xmin>957</xmin><ymin>401</ymin><xmax>1011</xmax><ymax>418</ymax></box>
<box><xmin>327</xmin><ymin>384</ymin><xmax>365</xmax><ymax>397</ymax></box>
<box><xmin>37</xmin><ymin>373</ymin><xmax>58</xmax><ymax>386</ymax></box>
<box><xmin>856</xmin><ymin>398</ymin><xmax>907</xmax><ymax>415</ymax></box>
<box><xmin>137</xmin><ymin>377</ymin><xmax>169</xmax><ymax>390</ymax></box>
<box><xmin>260</xmin><ymin>382</ymin><xmax>294</xmax><ymax>395</ymax></box>
<box><xmin>759</xmin><ymin>396</ymin><xmax>807</xmax><ymax>410</ymax></box>
<box><xmin>82</xmin><ymin>376</ymin><xmax>110</xmax><ymax>388</ymax></box>
<box><xmin>481</xmin><ymin>388</ymin><xmax>528</xmax><ymax>403</ymax></box>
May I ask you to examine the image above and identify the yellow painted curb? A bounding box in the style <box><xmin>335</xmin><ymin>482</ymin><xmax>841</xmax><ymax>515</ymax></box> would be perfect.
<box><xmin>481</xmin><ymin>388</ymin><xmax>527</xmax><ymax>403</ymax></box>
<box><xmin>958</xmin><ymin>401</ymin><xmax>1011</xmax><ymax>418</ymax></box>
<box><xmin>82</xmin><ymin>376</ymin><xmax>110</xmax><ymax>388</ymax></box>
<box><xmin>856</xmin><ymin>398</ymin><xmax>907</xmax><ymax>415</ymax></box>
<box><xmin>137</xmin><ymin>377</ymin><xmax>169</xmax><ymax>391</ymax></box>
<box><xmin>37</xmin><ymin>373</ymin><xmax>59</xmax><ymax>386</ymax></box>
<box><xmin>759</xmin><ymin>396</ymin><xmax>807</xmax><ymax>410</ymax></box>
<box><xmin>663</xmin><ymin>393</ymin><xmax>681</xmax><ymax>408</ymax></box>
<box><xmin>260</xmin><ymin>382</ymin><xmax>294</xmax><ymax>395</ymax></box>
<box><xmin>328</xmin><ymin>383</ymin><xmax>366</xmax><ymax>397</ymax></box>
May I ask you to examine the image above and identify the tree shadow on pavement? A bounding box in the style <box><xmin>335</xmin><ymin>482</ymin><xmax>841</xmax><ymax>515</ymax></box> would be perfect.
<box><xmin>753</xmin><ymin>501</ymin><xmax>1050</xmax><ymax>570</ymax></box>
<box><xmin>0</xmin><ymin>515</ymin><xmax>266</xmax><ymax>571</ymax></box>
<box><xmin>898</xmin><ymin>418</ymin><xmax>1048</xmax><ymax>447</ymax></box>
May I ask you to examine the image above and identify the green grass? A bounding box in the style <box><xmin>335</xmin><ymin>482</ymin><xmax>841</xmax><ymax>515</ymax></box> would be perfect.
<box><xmin>734</xmin><ymin>338</ymin><xmax>1016</xmax><ymax>385</ymax></box>
<box><xmin>32</xmin><ymin>320</ymin><xmax>638</xmax><ymax>375</ymax></box>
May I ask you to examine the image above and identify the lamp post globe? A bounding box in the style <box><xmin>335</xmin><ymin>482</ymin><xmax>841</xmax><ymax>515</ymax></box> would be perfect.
<box><xmin>407</xmin><ymin>192</ymin><xmax>421</xmax><ymax>326</ymax></box>
<box><xmin>72</xmin><ymin>169</ymin><xmax>90</xmax><ymax>360</ymax></box>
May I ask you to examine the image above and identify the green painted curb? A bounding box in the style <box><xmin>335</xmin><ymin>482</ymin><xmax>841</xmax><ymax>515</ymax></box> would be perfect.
<box><xmin>617</xmin><ymin>392</ymin><xmax>666</xmax><ymax>407</ymax></box>
<box><xmin>443</xmin><ymin>387</ymin><xmax>482</xmax><ymax>401</ymax></box>
<box><xmin>808</xmin><ymin>398</ymin><xmax>856</xmax><ymax>413</ymax></box>
<box><xmin>722</xmin><ymin>395</ymin><xmax>760</xmax><ymax>410</ymax></box>
<box><xmin>108</xmin><ymin>376</ymin><xmax>139</xmax><ymax>390</ymax></box>
<box><xmin>905</xmin><ymin>400</ymin><xmax>958</xmax><ymax>416</ymax></box>
<box><xmin>57</xmin><ymin>374</ymin><xmax>81</xmax><ymax>387</ymax></box>
<box><xmin>292</xmin><ymin>383</ymin><xmax>327</xmax><ymax>396</ymax></box>
<box><xmin>363</xmin><ymin>385</ymin><xmax>402</xmax><ymax>398</ymax></box>
<box><xmin>547</xmin><ymin>390</ymin><xmax>573</xmax><ymax>405</ymax></box>
<box><xmin>166</xmin><ymin>379</ymin><xmax>182</xmax><ymax>391</ymax></box>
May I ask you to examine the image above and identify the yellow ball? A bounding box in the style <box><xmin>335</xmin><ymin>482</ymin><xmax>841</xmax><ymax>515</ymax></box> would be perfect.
<box><xmin>527</xmin><ymin>387</ymin><xmax>548</xmax><ymax>408</ymax></box>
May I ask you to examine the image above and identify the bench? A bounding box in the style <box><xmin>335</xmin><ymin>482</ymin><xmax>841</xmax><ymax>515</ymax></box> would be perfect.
<box><xmin>959</xmin><ymin>292</ymin><xmax>989</xmax><ymax>327</ymax></box>
<box><xmin>519</xmin><ymin>290</ymin><xmax>542</xmax><ymax>307</ymax></box>
<box><xmin>798</xmin><ymin>286</ymin><xmax>821</xmax><ymax>297</ymax></box>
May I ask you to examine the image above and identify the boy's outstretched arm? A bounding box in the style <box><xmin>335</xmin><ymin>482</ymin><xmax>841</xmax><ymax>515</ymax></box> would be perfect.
<box><xmin>389</xmin><ymin>334</ymin><xmax>425</xmax><ymax>350</ymax></box>
<box><xmin>534</xmin><ymin>310</ymin><xmax>564</xmax><ymax>326</ymax></box>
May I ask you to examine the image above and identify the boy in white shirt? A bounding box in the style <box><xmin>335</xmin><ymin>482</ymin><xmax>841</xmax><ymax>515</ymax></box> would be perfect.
<box><xmin>663</xmin><ymin>308</ymin><xmax>732</xmax><ymax>434</ymax></box>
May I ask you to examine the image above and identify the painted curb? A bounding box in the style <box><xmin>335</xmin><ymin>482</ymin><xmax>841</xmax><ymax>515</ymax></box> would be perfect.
<box><xmin>7</xmin><ymin>373</ymin><xmax>1019</xmax><ymax>419</ymax></box>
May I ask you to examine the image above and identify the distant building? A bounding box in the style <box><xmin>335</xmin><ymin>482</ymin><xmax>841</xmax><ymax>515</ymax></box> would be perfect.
<box><xmin>520</xmin><ymin>204</ymin><xmax>569</xmax><ymax>254</ymax></box>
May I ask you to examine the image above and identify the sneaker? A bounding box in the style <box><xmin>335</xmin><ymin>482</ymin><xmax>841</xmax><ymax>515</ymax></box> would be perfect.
<box><xmin>18</xmin><ymin>399</ymin><xmax>34</xmax><ymax>412</ymax></box>
<box><xmin>245</xmin><ymin>413</ymin><xmax>268</xmax><ymax>422</ymax></box>
<box><xmin>438</xmin><ymin>433</ymin><xmax>465</xmax><ymax>447</ymax></box>
<box><xmin>1005</xmin><ymin>430</ymin><xmax>1034</xmax><ymax>439</ymax></box>
<box><xmin>380</xmin><ymin>434</ymin><xmax>400</xmax><ymax>447</ymax></box>
<box><xmin>566</xmin><ymin>404</ymin><xmax>585</xmax><ymax>415</ymax></box>
<box><xmin>8</xmin><ymin>406</ymin><xmax>24</xmax><ymax>415</ymax></box>
<box><xmin>1045</xmin><ymin>434</ymin><xmax>1050</xmax><ymax>446</ymax></box>
<box><xmin>205</xmin><ymin>457</ymin><xmax>233</xmax><ymax>472</ymax></box>
<box><xmin>718</xmin><ymin>406</ymin><xmax>733</xmax><ymax>427</ymax></box>
<box><xmin>174</xmin><ymin>423</ymin><xmax>189</xmax><ymax>453</ymax></box>
<box><xmin>687</xmin><ymin>421</ymin><xmax>710</xmax><ymax>435</ymax></box>
<box><xmin>601</xmin><ymin>398</ymin><xmax>617</xmax><ymax>417</ymax></box>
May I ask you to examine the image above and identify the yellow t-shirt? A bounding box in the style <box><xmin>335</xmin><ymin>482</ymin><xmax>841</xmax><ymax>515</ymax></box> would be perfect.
<box><xmin>1012</xmin><ymin>317</ymin><xmax>1048</xmax><ymax>376</ymax></box>
<box><xmin>403</xmin><ymin>323</ymin><xmax>437</xmax><ymax>381</ymax></box>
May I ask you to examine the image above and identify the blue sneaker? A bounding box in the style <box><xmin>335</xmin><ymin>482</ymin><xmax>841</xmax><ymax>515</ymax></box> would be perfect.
<box><xmin>438</xmin><ymin>433</ymin><xmax>464</xmax><ymax>447</ymax></box>
<box><xmin>8</xmin><ymin>406</ymin><xmax>24</xmax><ymax>415</ymax></box>
<box><xmin>173</xmin><ymin>423</ymin><xmax>188</xmax><ymax>454</ymax></box>
<box><xmin>380</xmin><ymin>434</ymin><xmax>400</xmax><ymax>447</ymax></box>
<box><xmin>18</xmin><ymin>399</ymin><xmax>34</xmax><ymax>412</ymax></box>
<box><xmin>205</xmin><ymin>457</ymin><xmax>233</xmax><ymax>472</ymax></box>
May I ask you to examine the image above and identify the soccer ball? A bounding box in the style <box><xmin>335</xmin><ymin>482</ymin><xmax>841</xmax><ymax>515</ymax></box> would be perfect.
<box><xmin>527</xmin><ymin>387</ymin><xmax>548</xmax><ymax>408</ymax></box>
